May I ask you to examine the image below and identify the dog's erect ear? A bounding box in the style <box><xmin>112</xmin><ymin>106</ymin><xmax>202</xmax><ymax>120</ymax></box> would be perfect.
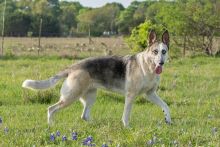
<box><xmin>148</xmin><ymin>30</ymin><xmax>157</xmax><ymax>46</ymax></box>
<box><xmin>162</xmin><ymin>30</ymin><xmax>169</xmax><ymax>49</ymax></box>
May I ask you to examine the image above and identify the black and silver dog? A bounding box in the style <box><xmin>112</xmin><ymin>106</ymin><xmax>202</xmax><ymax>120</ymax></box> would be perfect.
<box><xmin>22</xmin><ymin>30</ymin><xmax>171</xmax><ymax>127</ymax></box>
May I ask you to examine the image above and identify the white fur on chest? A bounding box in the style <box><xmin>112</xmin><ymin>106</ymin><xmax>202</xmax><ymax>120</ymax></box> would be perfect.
<box><xmin>139</xmin><ymin>74</ymin><xmax>160</xmax><ymax>94</ymax></box>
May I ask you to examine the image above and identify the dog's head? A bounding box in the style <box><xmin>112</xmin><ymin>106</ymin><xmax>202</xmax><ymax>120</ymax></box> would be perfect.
<box><xmin>146</xmin><ymin>30</ymin><xmax>169</xmax><ymax>75</ymax></box>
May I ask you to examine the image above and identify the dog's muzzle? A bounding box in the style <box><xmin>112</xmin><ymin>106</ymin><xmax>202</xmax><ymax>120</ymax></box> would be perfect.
<box><xmin>155</xmin><ymin>65</ymin><xmax>163</xmax><ymax>74</ymax></box>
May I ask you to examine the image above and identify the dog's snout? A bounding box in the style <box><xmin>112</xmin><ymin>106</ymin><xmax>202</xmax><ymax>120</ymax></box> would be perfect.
<box><xmin>159</xmin><ymin>62</ymin><xmax>164</xmax><ymax>66</ymax></box>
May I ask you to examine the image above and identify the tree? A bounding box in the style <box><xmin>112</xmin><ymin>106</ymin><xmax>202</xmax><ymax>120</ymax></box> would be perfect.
<box><xmin>59</xmin><ymin>1</ymin><xmax>83</xmax><ymax>36</ymax></box>
<box><xmin>5</xmin><ymin>10</ymin><xmax>31</xmax><ymax>36</ymax></box>
<box><xmin>155</xmin><ymin>0</ymin><xmax>220</xmax><ymax>55</ymax></box>
<box><xmin>117</xmin><ymin>1</ymin><xmax>139</xmax><ymax>34</ymax></box>
<box><xmin>77</xmin><ymin>3</ymin><xmax>123</xmax><ymax>36</ymax></box>
<box><xmin>31</xmin><ymin>0</ymin><xmax>61</xmax><ymax>36</ymax></box>
<box><xmin>31</xmin><ymin>14</ymin><xmax>60</xmax><ymax>36</ymax></box>
<box><xmin>117</xmin><ymin>1</ymin><xmax>154</xmax><ymax>34</ymax></box>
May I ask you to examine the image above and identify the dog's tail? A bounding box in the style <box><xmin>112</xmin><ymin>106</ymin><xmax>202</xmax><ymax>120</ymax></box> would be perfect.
<box><xmin>22</xmin><ymin>71</ymin><xmax>68</xmax><ymax>90</ymax></box>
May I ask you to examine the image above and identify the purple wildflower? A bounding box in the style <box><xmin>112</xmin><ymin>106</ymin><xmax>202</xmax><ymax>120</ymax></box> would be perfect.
<box><xmin>56</xmin><ymin>130</ymin><xmax>60</xmax><ymax>137</ymax></box>
<box><xmin>62</xmin><ymin>135</ymin><xmax>67</xmax><ymax>141</ymax></box>
<box><xmin>102</xmin><ymin>143</ymin><xmax>108</xmax><ymax>147</ymax></box>
<box><xmin>82</xmin><ymin>136</ymin><xmax>96</xmax><ymax>146</ymax></box>
<box><xmin>147</xmin><ymin>139</ymin><xmax>154</xmax><ymax>146</ymax></box>
<box><xmin>87</xmin><ymin>136</ymin><xmax>93</xmax><ymax>142</ymax></box>
<box><xmin>72</xmin><ymin>132</ymin><xmax>78</xmax><ymax>140</ymax></box>
<box><xmin>4</xmin><ymin>127</ymin><xmax>9</xmax><ymax>133</ymax></box>
<box><xmin>147</xmin><ymin>135</ymin><xmax>157</xmax><ymax>146</ymax></box>
<box><xmin>50</xmin><ymin>133</ymin><xmax>55</xmax><ymax>141</ymax></box>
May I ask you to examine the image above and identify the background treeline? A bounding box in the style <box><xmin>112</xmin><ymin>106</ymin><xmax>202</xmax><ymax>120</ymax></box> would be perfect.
<box><xmin>0</xmin><ymin>0</ymin><xmax>219</xmax><ymax>37</ymax></box>
<box><xmin>0</xmin><ymin>0</ymin><xmax>155</xmax><ymax>37</ymax></box>
<box><xmin>0</xmin><ymin>0</ymin><xmax>220</xmax><ymax>55</ymax></box>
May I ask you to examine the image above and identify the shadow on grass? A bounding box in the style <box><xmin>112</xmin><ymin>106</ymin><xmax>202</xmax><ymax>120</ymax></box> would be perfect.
<box><xmin>97</xmin><ymin>90</ymin><xmax>149</xmax><ymax>105</ymax></box>
<box><xmin>22</xmin><ymin>89</ymin><xmax>59</xmax><ymax>104</ymax></box>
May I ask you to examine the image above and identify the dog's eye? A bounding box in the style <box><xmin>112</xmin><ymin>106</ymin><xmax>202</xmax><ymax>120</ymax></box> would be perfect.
<box><xmin>162</xmin><ymin>50</ymin><xmax>166</xmax><ymax>55</ymax></box>
<box><xmin>153</xmin><ymin>50</ymin><xmax>158</xmax><ymax>55</ymax></box>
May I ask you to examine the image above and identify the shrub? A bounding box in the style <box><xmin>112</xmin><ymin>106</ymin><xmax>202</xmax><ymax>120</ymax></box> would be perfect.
<box><xmin>127</xmin><ymin>20</ymin><xmax>165</xmax><ymax>53</ymax></box>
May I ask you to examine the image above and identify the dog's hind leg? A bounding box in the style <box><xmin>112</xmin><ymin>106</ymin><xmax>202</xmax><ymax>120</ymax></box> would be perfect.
<box><xmin>146</xmin><ymin>92</ymin><xmax>172</xmax><ymax>124</ymax></box>
<box><xmin>48</xmin><ymin>89</ymin><xmax>79</xmax><ymax>125</ymax></box>
<box><xmin>48</xmin><ymin>70</ymin><xmax>91</xmax><ymax>125</ymax></box>
<box><xmin>48</xmin><ymin>99</ymin><xmax>71</xmax><ymax>125</ymax></box>
<box><xmin>80</xmin><ymin>89</ymin><xmax>97</xmax><ymax>121</ymax></box>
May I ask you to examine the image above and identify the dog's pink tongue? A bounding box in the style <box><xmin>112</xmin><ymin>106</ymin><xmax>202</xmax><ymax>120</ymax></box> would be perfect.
<box><xmin>155</xmin><ymin>66</ymin><xmax>162</xmax><ymax>74</ymax></box>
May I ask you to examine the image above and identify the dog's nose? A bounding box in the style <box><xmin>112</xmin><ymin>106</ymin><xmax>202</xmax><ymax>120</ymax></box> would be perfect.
<box><xmin>159</xmin><ymin>62</ymin><xmax>164</xmax><ymax>65</ymax></box>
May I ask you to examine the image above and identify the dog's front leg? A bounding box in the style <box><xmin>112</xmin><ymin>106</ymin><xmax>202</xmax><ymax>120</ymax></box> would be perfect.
<box><xmin>122</xmin><ymin>93</ymin><xmax>135</xmax><ymax>127</ymax></box>
<box><xmin>146</xmin><ymin>92</ymin><xmax>171</xmax><ymax>124</ymax></box>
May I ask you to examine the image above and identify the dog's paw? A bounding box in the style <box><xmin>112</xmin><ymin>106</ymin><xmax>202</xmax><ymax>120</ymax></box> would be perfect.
<box><xmin>165</xmin><ymin>117</ymin><xmax>172</xmax><ymax>125</ymax></box>
<box><xmin>81</xmin><ymin>115</ymin><xmax>90</xmax><ymax>121</ymax></box>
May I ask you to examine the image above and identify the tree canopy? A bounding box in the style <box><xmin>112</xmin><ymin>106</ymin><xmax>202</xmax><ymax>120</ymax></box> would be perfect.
<box><xmin>0</xmin><ymin>0</ymin><xmax>219</xmax><ymax>56</ymax></box>
<box><xmin>0</xmin><ymin>0</ymin><xmax>153</xmax><ymax>37</ymax></box>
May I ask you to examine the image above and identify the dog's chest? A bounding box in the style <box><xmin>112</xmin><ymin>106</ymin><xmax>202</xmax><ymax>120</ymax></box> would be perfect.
<box><xmin>139</xmin><ymin>75</ymin><xmax>159</xmax><ymax>93</ymax></box>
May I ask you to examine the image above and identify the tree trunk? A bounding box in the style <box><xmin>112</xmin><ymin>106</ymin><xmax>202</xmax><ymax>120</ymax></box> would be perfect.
<box><xmin>88</xmin><ymin>25</ymin><xmax>91</xmax><ymax>44</ymax></box>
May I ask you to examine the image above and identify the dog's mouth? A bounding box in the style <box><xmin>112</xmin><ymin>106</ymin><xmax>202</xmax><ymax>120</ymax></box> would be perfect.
<box><xmin>155</xmin><ymin>65</ymin><xmax>163</xmax><ymax>74</ymax></box>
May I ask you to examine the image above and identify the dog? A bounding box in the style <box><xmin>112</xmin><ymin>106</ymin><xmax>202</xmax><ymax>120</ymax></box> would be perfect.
<box><xmin>22</xmin><ymin>30</ymin><xmax>171</xmax><ymax>127</ymax></box>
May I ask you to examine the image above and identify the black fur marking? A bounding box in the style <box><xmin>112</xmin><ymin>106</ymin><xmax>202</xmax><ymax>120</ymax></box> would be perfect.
<box><xmin>81</xmin><ymin>56</ymin><xmax>127</xmax><ymax>88</ymax></box>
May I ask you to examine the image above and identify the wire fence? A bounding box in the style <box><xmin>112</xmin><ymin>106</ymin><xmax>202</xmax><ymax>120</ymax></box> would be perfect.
<box><xmin>1</xmin><ymin>36</ymin><xmax>130</xmax><ymax>58</ymax></box>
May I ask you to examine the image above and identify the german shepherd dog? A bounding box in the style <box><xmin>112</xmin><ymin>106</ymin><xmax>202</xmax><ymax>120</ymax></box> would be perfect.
<box><xmin>22</xmin><ymin>30</ymin><xmax>171</xmax><ymax>127</ymax></box>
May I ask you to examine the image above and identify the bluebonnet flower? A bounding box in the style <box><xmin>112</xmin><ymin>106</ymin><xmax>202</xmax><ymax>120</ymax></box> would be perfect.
<box><xmin>4</xmin><ymin>127</ymin><xmax>9</xmax><ymax>133</ymax></box>
<box><xmin>87</xmin><ymin>136</ymin><xmax>93</xmax><ymax>142</ymax></box>
<box><xmin>72</xmin><ymin>132</ymin><xmax>78</xmax><ymax>140</ymax></box>
<box><xmin>102</xmin><ymin>143</ymin><xmax>108</xmax><ymax>147</ymax></box>
<box><xmin>82</xmin><ymin>135</ymin><xmax>96</xmax><ymax>146</ymax></box>
<box><xmin>50</xmin><ymin>133</ymin><xmax>55</xmax><ymax>141</ymax></box>
<box><xmin>62</xmin><ymin>135</ymin><xmax>67</xmax><ymax>141</ymax></box>
<box><xmin>147</xmin><ymin>139</ymin><xmax>154</xmax><ymax>146</ymax></box>
<box><xmin>147</xmin><ymin>136</ymin><xmax>157</xmax><ymax>146</ymax></box>
<box><xmin>56</xmin><ymin>130</ymin><xmax>60</xmax><ymax>137</ymax></box>
<box><xmin>0</xmin><ymin>117</ymin><xmax>2</xmax><ymax>124</ymax></box>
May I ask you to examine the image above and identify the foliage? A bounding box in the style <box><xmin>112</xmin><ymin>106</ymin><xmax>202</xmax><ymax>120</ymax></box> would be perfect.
<box><xmin>59</xmin><ymin>1</ymin><xmax>82</xmax><ymax>36</ymax></box>
<box><xmin>116</xmin><ymin>1</ymin><xmax>154</xmax><ymax>34</ymax></box>
<box><xmin>127</xmin><ymin>20</ymin><xmax>165</xmax><ymax>52</ymax></box>
<box><xmin>77</xmin><ymin>3</ymin><xmax>123</xmax><ymax>36</ymax></box>
<box><xmin>155</xmin><ymin>0</ymin><xmax>220</xmax><ymax>55</ymax></box>
<box><xmin>31</xmin><ymin>14</ymin><xmax>61</xmax><ymax>36</ymax></box>
<box><xmin>5</xmin><ymin>10</ymin><xmax>31</xmax><ymax>36</ymax></box>
<box><xmin>127</xmin><ymin>0</ymin><xmax>220</xmax><ymax>55</ymax></box>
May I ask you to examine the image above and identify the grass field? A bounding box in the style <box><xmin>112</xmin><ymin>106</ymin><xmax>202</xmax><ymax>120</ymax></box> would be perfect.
<box><xmin>2</xmin><ymin>37</ymin><xmax>130</xmax><ymax>57</ymax></box>
<box><xmin>0</xmin><ymin>54</ymin><xmax>220</xmax><ymax>146</ymax></box>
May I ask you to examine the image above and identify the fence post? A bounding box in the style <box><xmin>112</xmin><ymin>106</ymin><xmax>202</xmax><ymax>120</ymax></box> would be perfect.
<box><xmin>38</xmin><ymin>18</ymin><xmax>42</xmax><ymax>56</ymax></box>
<box><xmin>1</xmin><ymin>0</ymin><xmax>6</xmax><ymax>56</ymax></box>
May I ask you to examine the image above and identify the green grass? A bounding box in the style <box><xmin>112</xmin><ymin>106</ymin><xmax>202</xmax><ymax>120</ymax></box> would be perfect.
<box><xmin>0</xmin><ymin>56</ymin><xmax>220</xmax><ymax>146</ymax></box>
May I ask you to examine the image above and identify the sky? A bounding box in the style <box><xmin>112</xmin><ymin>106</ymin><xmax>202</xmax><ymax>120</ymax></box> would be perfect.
<box><xmin>67</xmin><ymin>0</ymin><xmax>146</xmax><ymax>8</ymax></box>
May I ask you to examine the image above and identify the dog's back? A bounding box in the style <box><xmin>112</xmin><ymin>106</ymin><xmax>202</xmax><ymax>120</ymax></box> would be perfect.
<box><xmin>79</xmin><ymin>56</ymin><xmax>127</xmax><ymax>89</ymax></box>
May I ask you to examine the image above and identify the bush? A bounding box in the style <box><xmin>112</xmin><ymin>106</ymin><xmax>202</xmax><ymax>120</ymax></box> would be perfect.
<box><xmin>127</xmin><ymin>20</ymin><xmax>165</xmax><ymax>53</ymax></box>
